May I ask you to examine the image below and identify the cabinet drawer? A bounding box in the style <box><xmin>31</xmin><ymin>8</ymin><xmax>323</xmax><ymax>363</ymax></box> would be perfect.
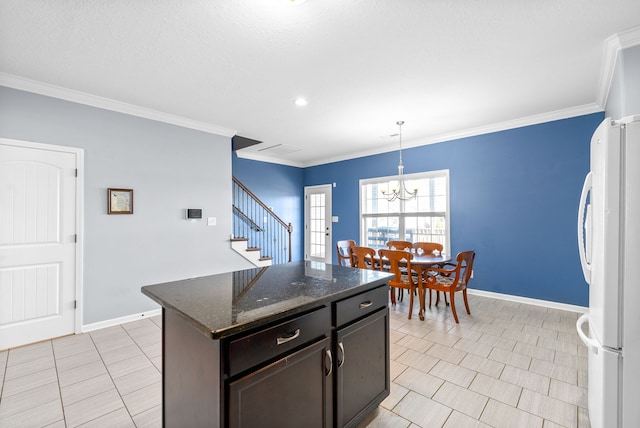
<box><xmin>334</xmin><ymin>286</ymin><xmax>388</xmax><ymax>327</ymax></box>
<box><xmin>227</xmin><ymin>306</ymin><xmax>331</xmax><ymax>377</ymax></box>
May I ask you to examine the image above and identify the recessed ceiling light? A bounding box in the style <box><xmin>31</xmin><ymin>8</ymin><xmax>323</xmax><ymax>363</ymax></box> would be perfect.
<box><xmin>294</xmin><ymin>97</ymin><xmax>308</xmax><ymax>107</ymax></box>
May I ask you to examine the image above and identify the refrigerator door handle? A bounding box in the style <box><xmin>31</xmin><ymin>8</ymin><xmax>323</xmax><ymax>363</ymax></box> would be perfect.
<box><xmin>576</xmin><ymin>312</ymin><xmax>599</xmax><ymax>354</ymax></box>
<box><xmin>578</xmin><ymin>172</ymin><xmax>593</xmax><ymax>284</ymax></box>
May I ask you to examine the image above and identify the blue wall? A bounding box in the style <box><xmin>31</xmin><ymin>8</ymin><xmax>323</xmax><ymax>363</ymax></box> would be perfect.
<box><xmin>233</xmin><ymin>113</ymin><xmax>602</xmax><ymax>306</ymax></box>
<box><xmin>304</xmin><ymin>113</ymin><xmax>604</xmax><ymax>307</ymax></box>
<box><xmin>232</xmin><ymin>153</ymin><xmax>305</xmax><ymax>261</ymax></box>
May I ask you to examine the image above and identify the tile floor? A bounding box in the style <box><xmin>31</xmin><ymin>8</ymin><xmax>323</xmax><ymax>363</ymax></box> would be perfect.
<box><xmin>0</xmin><ymin>294</ymin><xmax>590</xmax><ymax>427</ymax></box>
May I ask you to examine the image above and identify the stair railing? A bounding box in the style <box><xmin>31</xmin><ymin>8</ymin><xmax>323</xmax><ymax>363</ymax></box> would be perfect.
<box><xmin>232</xmin><ymin>176</ymin><xmax>292</xmax><ymax>264</ymax></box>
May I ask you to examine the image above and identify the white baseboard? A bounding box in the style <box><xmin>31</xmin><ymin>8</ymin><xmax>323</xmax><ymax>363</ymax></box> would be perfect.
<box><xmin>81</xmin><ymin>309</ymin><xmax>162</xmax><ymax>333</ymax></box>
<box><xmin>467</xmin><ymin>289</ymin><xmax>588</xmax><ymax>314</ymax></box>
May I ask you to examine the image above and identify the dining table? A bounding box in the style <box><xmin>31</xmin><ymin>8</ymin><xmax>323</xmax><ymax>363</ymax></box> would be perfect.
<box><xmin>361</xmin><ymin>252</ymin><xmax>452</xmax><ymax>321</ymax></box>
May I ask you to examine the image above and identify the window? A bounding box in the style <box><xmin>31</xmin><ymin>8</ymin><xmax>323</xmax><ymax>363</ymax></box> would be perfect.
<box><xmin>360</xmin><ymin>170</ymin><xmax>450</xmax><ymax>252</ymax></box>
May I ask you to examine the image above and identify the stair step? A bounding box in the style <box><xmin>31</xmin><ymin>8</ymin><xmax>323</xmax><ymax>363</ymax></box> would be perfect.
<box><xmin>246</xmin><ymin>247</ymin><xmax>261</xmax><ymax>252</ymax></box>
<box><xmin>231</xmin><ymin>237</ymin><xmax>249</xmax><ymax>242</ymax></box>
<box><xmin>259</xmin><ymin>256</ymin><xmax>273</xmax><ymax>261</ymax></box>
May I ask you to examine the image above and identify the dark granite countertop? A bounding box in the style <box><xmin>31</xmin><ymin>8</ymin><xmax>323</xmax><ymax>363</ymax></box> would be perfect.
<box><xmin>141</xmin><ymin>261</ymin><xmax>393</xmax><ymax>340</ymax></box>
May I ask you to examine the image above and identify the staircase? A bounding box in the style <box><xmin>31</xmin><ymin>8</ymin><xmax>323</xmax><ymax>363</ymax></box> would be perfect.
<box><xmin>230</xmin><ymin>238</ymin><xmax>273</xmax><ymax>267</ymax></box>
<box><xmin>231</xmin><ymin>176</ymin><xmax>293</xmax><ymax>267</ymax></box>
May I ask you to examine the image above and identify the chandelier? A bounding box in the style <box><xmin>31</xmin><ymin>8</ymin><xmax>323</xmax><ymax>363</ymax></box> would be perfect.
<box><xmin>381</xmin><ymin>121</ymin><xmax>418</xmax><ymax>202</ymax></box>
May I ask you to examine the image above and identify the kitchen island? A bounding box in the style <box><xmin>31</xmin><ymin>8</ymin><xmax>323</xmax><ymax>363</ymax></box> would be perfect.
<box><xmin>141</xmin><ymin>260</ymin><xmax>393</xmax><ymax>428</ymax></box>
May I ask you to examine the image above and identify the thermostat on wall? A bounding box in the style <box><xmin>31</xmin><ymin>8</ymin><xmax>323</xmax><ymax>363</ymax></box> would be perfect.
<box><xmin>186</xmin><ymin>209</ymin><xmax>202</xmax><ymax>219</ymax></box>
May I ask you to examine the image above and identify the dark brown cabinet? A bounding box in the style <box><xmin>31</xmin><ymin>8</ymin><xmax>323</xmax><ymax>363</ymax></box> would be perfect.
<box><xmin>228</xmin><ymin>337</ymin><xmax>333</xmax><ymax>428</ymax></box>
<box><xmin>335</xmin><ymin>308</ymin><xmax>389</xmax><ymax>428</ymax></box>
<box><xmin>144</xmin><ymin>263</ymin><xmax>392</xmax><ymax>428</ymax></box>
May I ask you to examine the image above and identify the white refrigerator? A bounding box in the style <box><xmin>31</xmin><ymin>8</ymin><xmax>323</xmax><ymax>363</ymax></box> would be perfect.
<box><xmin>577</xmin><ymin>115</ymin><xmax>640</xmax><ymax>428</ymax></box>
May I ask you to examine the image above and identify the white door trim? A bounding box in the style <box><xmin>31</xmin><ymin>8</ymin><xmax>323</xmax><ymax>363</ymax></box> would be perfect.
<box><xmin>0</xmin><ymin>137</ymin><xmax>84</xmax><ymax>336</ymax></box>
<box><xmin>304</xmin><ymin>184</ymin><xmax>332</xmax><ymax>263</ymax></box>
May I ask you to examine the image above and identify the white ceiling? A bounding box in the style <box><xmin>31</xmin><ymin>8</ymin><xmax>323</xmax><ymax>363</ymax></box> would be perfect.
<box><xmin>1</xmin><ymin>0</ymin><xmax>639</xmax><ymax>167</ymax></box>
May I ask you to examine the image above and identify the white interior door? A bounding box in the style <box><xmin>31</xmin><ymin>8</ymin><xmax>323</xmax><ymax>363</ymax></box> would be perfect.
<box><xmin>304</xmin><ymin>184</ymin><xmax>332</xmax><ymax>263</ymax></box>
<box><xmin>0</xmin><ymin>139</ymin><xmax>80</xmax><ymax>350</ymax></box>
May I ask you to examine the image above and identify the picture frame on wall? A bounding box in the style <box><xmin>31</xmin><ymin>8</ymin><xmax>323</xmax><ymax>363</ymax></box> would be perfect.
<box><xmin>108</xmin><ymin>188</ymin><xmax>133</xmax><ymax>214</ymax></box>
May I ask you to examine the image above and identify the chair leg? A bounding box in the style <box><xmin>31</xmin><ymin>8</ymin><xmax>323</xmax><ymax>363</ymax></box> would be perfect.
<box><xmin>463</xmin><ymin>289</ymin><xmax>471</xmax><ymax>315</ymax></box>
<box><xmin>390</xmin><ymin>286</ymin><xmax>396</xmax><ymax>305</ymax></box>
<box><xmin>444</xmin><ymin>292</ymin><xmax>449</xmax><ymax>306</ymax></box>
<box><xmin>428</xmin><ymin>289</ymin><xmax>433</xmax><ymax>308</ymax></box>
<box><xmin>449</xmin><ymin>291</ymin><xmax>459</xmax><ymax>323</ymax></box>
<box><xmin>408</xmin><ymin>288</ymin><xmax>413</xmax><ymax>320</ymax></box>
<box><xmin>398</xmin><ymin>289</ymin><xmax>404</xmax><ymax>302</ymax></box>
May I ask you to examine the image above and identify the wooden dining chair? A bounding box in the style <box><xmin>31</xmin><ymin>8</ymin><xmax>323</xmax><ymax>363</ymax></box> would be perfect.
<box><xmin>412</xmin><ymin>242</ymin><xmax>443</xmax><ymax>256</ymax></box>
<box><xmin>336</xmin><ymin>240</ymin><xmax>355</xmax><ymax>267</ymax></box>
<box><xmin>422</xmin><ymin>250</ymin><xmax>476</xmax><ymax>323</ymax></box>
<box><xmin>351</xmin><ymin>246</ymin><xmax>377</xmax><ymax>270</ymax></box>
<box><xmin>378</xmin><ymin>249</ymin><xmax>417</xmax><ymax>319</ymax></box>
<box><xmin>385</xmin><ymin>240</ymin><xmax>413</xmax><ymax>251</ymax></box>
<box><xmin>413</xmin><ymin>242</ymin><xmax>447</xmax><ymax>304</ymax></box>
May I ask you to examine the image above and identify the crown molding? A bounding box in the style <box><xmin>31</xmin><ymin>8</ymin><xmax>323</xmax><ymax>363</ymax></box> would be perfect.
<box><xmin>0</xmin><ymin>73</ymin><xmax>236</xmax><ymax>138</ymax></box>
<box><xmin>596</xmin><ymin>26</ymin><xmax>640</xmax><ymax>109</ymax></box>
<box><xmin>302</xmin><ymin>103</ymin><xmax>602</xmax><ymax>167</ymax></box>
<box><xmin>235</xmin><ymin>149</ymin><xmax>304</xmax><ymax>168</ymax></box>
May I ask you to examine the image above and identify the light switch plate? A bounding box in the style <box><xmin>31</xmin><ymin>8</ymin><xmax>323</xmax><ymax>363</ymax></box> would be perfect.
<box><xmin>207</xmin><ymin>217</ymin><xmax>216</xmax><ymax>226</ymax></box>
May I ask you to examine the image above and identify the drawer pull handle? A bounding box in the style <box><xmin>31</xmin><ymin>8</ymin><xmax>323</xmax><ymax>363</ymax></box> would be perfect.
<box><xmin>338</xmin><ymin>342</ymin><xmax>345</xmax><ymax>368</ymax></box>
<box><xmin>276</xmin><ymin>328</ymin><xmax>301</xmax><ymax>345</ymax></box>
<box><xmin>325</xmin><ymin>350</ymin><xmax>333</xmax><ymax>376</ymax></box>
<box><xmin>359</xmin><ymin>300</ymin><xmax>373</xmax><ymax>309</ymax></box>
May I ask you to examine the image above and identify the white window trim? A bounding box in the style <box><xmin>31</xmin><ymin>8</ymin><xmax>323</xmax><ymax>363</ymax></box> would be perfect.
<box><xmin>359</xmin><ymin>169</ymin><xmax>451</xmax><ymax>254</ymax></box>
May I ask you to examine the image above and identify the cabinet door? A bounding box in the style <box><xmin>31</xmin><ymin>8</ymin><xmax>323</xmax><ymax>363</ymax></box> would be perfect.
<box><xmin>228</xmin><ymin>337</ymin><xmax>333</xmax><ymax>428</ymax></box>
<box><xmin>335</xmin><ymin>308</ymin><xmax>390</xmax><ymax>428</ymax></box>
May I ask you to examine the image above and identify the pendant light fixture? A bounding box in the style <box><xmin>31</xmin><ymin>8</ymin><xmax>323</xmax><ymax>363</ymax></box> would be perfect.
<box><xmin>381</xmin><ymin>121</ymin><xmax>418</xmax><ymax>202</ymax></box>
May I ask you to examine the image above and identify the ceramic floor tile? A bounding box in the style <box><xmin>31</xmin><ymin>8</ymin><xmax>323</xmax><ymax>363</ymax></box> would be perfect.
<box><xmin>390</xmin><ymin>359</ymin><xmax>409</xmax><ymax>381</ymax></box>
<box><xmin>513</xmin><ymin>342</ymin><xmax>555</xmax><ymax>362</ymax></box>
<box><xmin>488</xmin><ymin>347</ymin><xmax>532</xmax><ymax>370</ymax></box>
<box><xmin>443</xmin><ymin>410</ymin><xmax>492</xmax><ymax>428</ymax></box>
<box><xmin>445</xmin><ymin>325</ymin><xmax>484</xmax><ymax>342</ymax></box>
<box><xmin>63</xmin><ymin>388</ymin><xmax>125</xmax><ymax>428</ymax></box>
<box><xmin>469</xmin><ymin>372</ymin><xmax>522</xmax><ymax>407</ymax></box>
<box><xmin>424</xmin><ymin>330</ymin><xmax>460</xmax><ymax>347</ymax></box>
<box><xmin>500</xmin><ymin>364</ymin><xmax>551</xmax><ymax>395</ymax></box>
<box><xmin>459</xmin><ymin>353</ymin><xmax>505</xmax><ymax>379</ymax></box>
<box><xmin>356</xmin><ymin>406</ymin><xmax>411</xmax><ymax>428</ymax></box>
<box><xmin>389</xmin><ymin>329</ymin><xmax>407</xmax><ymax>344</ymax></box>
<box><xmin>1</xmin><ymin>366</ymin><xmax>58</xmax><ymax>397</ymax></box>
<box><xmin>380</xmin><ymin>382</ymin><xmax>410</xmax><ymax>411</ymax></box>
<box><xmin>529</xmin><ymin>358</ymin><xmax>578</xmax><ymax>385</ymax></box>
<box><xmin>52</xmin><ymin>334</ymin><xmax>96</xmax><ymax>360</ymax></box>
<box><xmin>517</xmin><ymin>389</ymin><xmax>577</xmax><ymax>428</ymax></box>
<box><xmin>549</xmin><ymin>379</ymin><xmax>588</xmax><ymax>408</ymax></box>
<box><xmin>113</xmin><ymin>365</ymin><xmax>161</xmax><ymax>396</ymax></box>
<box><xmin>429</xmin><ymin>359</ymin><xmax>477</xmax><ymax>388</ymax></box>
<box><xmin>61</xmin><ymin>373</ymin><xmax>116</xmax><ymax>406</ymax></box>
<box><xmin>396</xmin><ymin>335</ymin><xmax>433</xmax><ymax>353</ymax></box>
<box><xmin>105</xmin><ymin>353</ymin><xmax>155</xmax><ymax>379</ymax></box>
<box><xmin>555</xmin><ymin>350</ymin><xmax>588</xmax><ymax>371</ymax></box>
<box><xmin>522</xmin><ymin>324</ymin><xmax>559</xmax><ymax>340</ymax></box>
<box><xmin>100</xmin><ymin>343</ymin><xmax>145</xmax><ymax>365</ymax></box>
<box><xmin>502</xmin><ymin>328</ymin><xmax>540</xmax><ymax>345</ymax></box>
<box><xmin>4</xmin><ymin>354</ymin><xmax>55</xmax><ymax>381</ymax></box>
<box><xmin>75</xmin><ymin>407</ymin><xmax>135</xmax><ymax>428</ymax></box>
<box><xmin>478</xmin><ymin>333</ymin><xmax>516</xmax><ymax>352</ymax></box>
<box><xmin>480</xmin><ymin>398</ymin><xmax>543</xmax><ymax>428</ymax></box>
<box><xmin>395</xmin><ymin>367</ymin><xmax>444</xmax><ymax>399</ymax></box>
<box><xmin>394</xmin><ymin>348</ymin><xmax>439</xmax><ymax>373</ymax></box>
<box><xmin>57</xmin><ymin>360</ymin><xmax>108</xmax><ymax>388</ymax></box>
<box><xmin>393</xmin><ymin>391</ymin><xmax>453</xmax><ymax>428</ymax></box>
<box><xmin>121</xmin><ymin>381</ymin><xmax>161</xmax><ymax>416</ymax></box>
<box><xmin>425</xmin><ymin>343</ymin><xmax>467</xmax><ymax>365</ymax></box>
<box><xmin>0</xmin><ymin>381</ymin><xmax>60</xmax><ymax>419</ymax></box>
<box><xmin>0</xmin><ymin>398</ymin><xmax>64</xmax><ymax>428</ymax></box>
<box><xmin>432</xmin><ymin>381</ymin><xmax>488</xmax><ymax>419</ymax></box>
<box><xmin>6</xmin><ymin>342</ymin><xmax>53</xmax><ymax>367</ymax></box>
<box><xmin>578</xmin><ymin>406</ymin><xmax>591</xmax><ymax>428</ymax></box>
<box><xmin>55</xmin><ymin>349</ymin><xmax>103</xmax><ymax>373</ymax></box>
<box><xmin>131</xmin><ymin>404</ymin><xmax>163</xmax><ymax>428</ymax></box>
<box><xmin>453</xmin><ymin>337</ymin><xmax>493</xmax><ymax>358</ymax></box>
<box><xmin>538</xmin><ymin>336</ymin><xmax>579</xmax><ymax>356</ymax></box>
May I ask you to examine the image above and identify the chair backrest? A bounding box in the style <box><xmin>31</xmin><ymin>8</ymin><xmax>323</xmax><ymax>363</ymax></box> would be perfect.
<box><xmin>413</xmin><ymin>242</ymin><xmax>443</xmax><ymax>255</ymax></box>
<box><xmin>456</xmin><ymin>250</ymin><xmax>476</xmax><ymax>285</ymax></box>
<box><xmin>378</xmin><ymin>249</ymin><xmax>414</xmax><ymax>287</ymax></box>
<box><xmin>386</xmin><ymin>240</ymin><xmax>413</xmax><ymax>251</ymax></box>
<box><xmin>351</xmin><ymin>246</ymin><xmax>376</xmax><ymax>270</ymax></box>
<box><xmin>336</xmin><ymin>240</ymin><xmax>355</xmax><ymax>267</ymax></box>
